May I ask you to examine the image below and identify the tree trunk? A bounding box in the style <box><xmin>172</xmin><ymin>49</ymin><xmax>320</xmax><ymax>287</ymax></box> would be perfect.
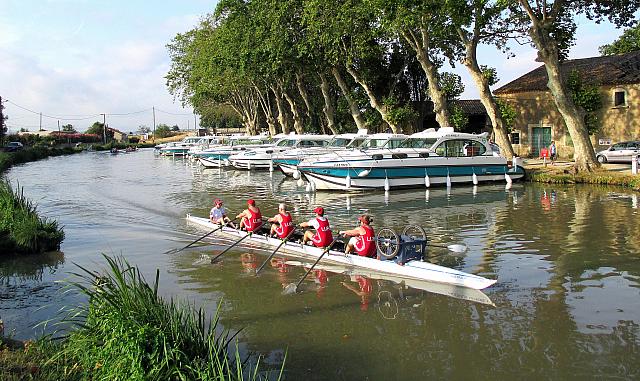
<box><xmin>402</xmin><ymin>28</ymin><xmax>451</xmax><ymax>128</ymax></box>
<box><xmin>282</xmin><ymin>88</ymin><xmax>305</xmax><ymax>134</ymax></box>
<box><xmin>331</xmin><ymin>67</ymin><xmax>367</xmax><ymax>131</ymax></box>
<box><xmin>255</xmin><ymin>86</ymin><xmax>278</xmax><ymax>136</ymax></box>
<box><xmin>460</xmin><ymin>39</ymin><xmax>516</xmax><ymax>159</ymax></box>
<box><xmin>319</xmin><ymin>72</ymin><xmax>339</xmax><ymax>134</ymax></box>
<box><xmin>271</xmin><ymin>85</ymin><xmax>290</xmax><ymax>134</ymax></box>
<box><xmin>345</xmin><ymin>65</ymin><xmax>399</xmax><ymax>133</ymax></box>
<box><xmin>522</xmin><ymin>7</ymin><xmax>599</xmax><ymax>171</ymax></box>
<box><xmin>296</xmin><ymin>73</ymin><xmax>313</xmax><ymax>119</ymax></box>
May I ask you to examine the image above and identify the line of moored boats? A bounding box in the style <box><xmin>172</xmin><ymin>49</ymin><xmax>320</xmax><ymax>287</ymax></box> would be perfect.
<box><xmin>155</xmin><ymin>128</ymin><xmax>526</xmax><ymax>191</ymax></box>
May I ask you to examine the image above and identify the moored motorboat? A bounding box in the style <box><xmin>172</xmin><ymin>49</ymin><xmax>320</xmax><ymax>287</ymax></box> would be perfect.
<box><xmin>185</xmin><ymin>214</ymin><xmax>497</xmax><ymax>290</ymax></box>
<box><xmin>159</xmin><ymin>136</ymin><xmax>207</xmax><ymax>156</ymax></box>
<box><xmin>297</xmin><ymin>128</ymin><xmax>525</xmax><ymax>191</ymax></box>
<box><xmin>195</xmin><ymin>135</ymin><xmax>275</xmax><ymax>167</ymax></box>
<box><xmin>229</xmin><ymin>134</ymin><xmax>333</xmax><ymax>170</ymax></box>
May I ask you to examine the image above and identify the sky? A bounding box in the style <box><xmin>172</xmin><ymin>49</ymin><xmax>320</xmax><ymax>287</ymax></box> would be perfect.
<box><xmin>0</xmin><ymin>0</ymin><xmax>632</xmax><ymax>134</ymax></box>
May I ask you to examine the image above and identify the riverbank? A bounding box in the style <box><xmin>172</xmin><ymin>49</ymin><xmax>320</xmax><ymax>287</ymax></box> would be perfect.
<box><xmin>1</xmin><ymin>256</ymin><xmax>279</xmax><ymax>381</ymax></box>
<box><xmin>0</xmin><ymin>146</ymin><xmax>80</xmax><ymax>173</ymax></box>
<box><xmin>523</xmin><ymin>159</ymin><xmax>640</xmax><ymax>191</ymax></box>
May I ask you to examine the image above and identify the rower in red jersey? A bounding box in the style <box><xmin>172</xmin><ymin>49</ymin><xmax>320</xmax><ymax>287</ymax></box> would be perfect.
<box><xmin>236</xmin><ymin>199</ymin><xmax>262</xmax><ymax>232</ymax></box>
<box><xmin>299</xmin><ymin>206</ymin><xmax>333</xmax><ymax>247</ymax></box>
<box><xmin>268</xmin><ymin>203</ymin><xmax>295</xmax><ymax>238</ymax></box>
<box><xmin>339</xmin><ymin>214</ymin><xmax>377</xmax><ymax>258</ymax></box>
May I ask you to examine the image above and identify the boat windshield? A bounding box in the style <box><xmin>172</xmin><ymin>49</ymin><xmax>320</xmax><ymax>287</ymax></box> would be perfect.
<box><xmin>346</xmin><ymin>138</ymin><xmax>367</xmax><ymax>148</ymax></box>
<box><xmin>328</xmin><ymin>137</ymin><xmax>353</xmax><ymax>147</ymax></box>
<box><xmin>231</xmin><ymin>138</ymin><xmax>270</xmax><ymax>146</ymax></box>
<box><xmin>398</xmin><ymin>138</ymin><xmax>438</xmax><ymax>149</ymax></box>
<box><xmin>295</xmin><ymin>139</ymin><xmax>330</xmax><ymax>148</ymax></box>
<box><xmin>276</xmin><ymin>139</ymin><xmax>297</xmax><ymax>147</ymax></box>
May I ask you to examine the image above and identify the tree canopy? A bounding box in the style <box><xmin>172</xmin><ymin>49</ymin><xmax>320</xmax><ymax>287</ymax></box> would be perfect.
<box><xmin>600</xmin><ymin>21</ymin><xmax>640</xmax><ymax>55</ymax></box>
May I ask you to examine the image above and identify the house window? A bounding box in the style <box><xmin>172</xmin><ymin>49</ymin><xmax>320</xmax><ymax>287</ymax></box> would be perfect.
<box><xmin>613</xmin><ymin>89</ymin><xmax>627</xmax><ymax>107</ymax></box>
<box><xmin>510</xmin><ymin>132</ymin><xmax>520</xmax><ymax>145</ymax></box>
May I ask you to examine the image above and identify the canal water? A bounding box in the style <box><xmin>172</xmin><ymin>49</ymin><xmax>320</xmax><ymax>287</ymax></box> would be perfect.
<box><xmin>2</xmin><ymin>150</ymin><xmax>639</xmax><ymax>380</ymax></box>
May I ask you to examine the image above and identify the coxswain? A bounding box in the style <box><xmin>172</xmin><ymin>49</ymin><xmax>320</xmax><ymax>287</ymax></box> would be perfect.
<box><xmin>236</xmin><ymin>199</ymin><xmax>262</xmax><ymax>232</ymax></box>
<box><xmin>209</xmin><ymin>198</ymin><xmax>236</xmax><ymax>228</ymax></box>
<box><xmin>268</xmin><ymin>203</ymin><xmax>295</xmax><ymax>238</ymax></box>
<box><xmin>299</xmin><ymin>206</ymin><xmax>333</xmax><ymax>247</ymax></box>
<box><xmin>339</xmin><ymin>214</ymin><xmax>376</xmax><ymax>258</ymax></box>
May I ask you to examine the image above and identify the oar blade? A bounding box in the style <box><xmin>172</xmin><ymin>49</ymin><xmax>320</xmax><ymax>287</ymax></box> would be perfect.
<box><xmin>447</xmin><ymin>244</ymin><xmax>468</xmax><ymax>253</ymax></box>
<box><xmin>281</xmin><ymin>283</ymin><xmax>298</xmax><ymax>295</ymax></box>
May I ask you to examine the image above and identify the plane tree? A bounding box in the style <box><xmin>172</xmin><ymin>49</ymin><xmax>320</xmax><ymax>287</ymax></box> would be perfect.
<box><xmin>510</xmin><ymin>0</ymin><xmax>640</xmax><ymax>171</ymax></box>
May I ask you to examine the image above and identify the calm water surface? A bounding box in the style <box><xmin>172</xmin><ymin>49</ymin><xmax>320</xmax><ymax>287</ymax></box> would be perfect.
<box><xmin>2</xmin><ymin>150</ymin><xmax>640</xmax><ymax>380</ymax></box>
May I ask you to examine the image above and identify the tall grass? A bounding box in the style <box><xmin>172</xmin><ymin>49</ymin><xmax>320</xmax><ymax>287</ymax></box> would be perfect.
<box><xmin>0</xmin><ymin>146</ymin><xmax>79</xmax><ymax>173</ymax></box>
<box><xmin>0</xmin><ymin>180</ymin><xmax>64</xmax><ymax>255</ymax></box>
<box><xmin>48</xmin><ymin>255</ymin><xmax>283</xmax><ymax>380</ymax></box>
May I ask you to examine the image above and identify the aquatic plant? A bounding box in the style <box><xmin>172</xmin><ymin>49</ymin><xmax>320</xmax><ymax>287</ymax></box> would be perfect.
<box><xmin>0</xmin><ymin>180</ymin><xmax>64</xmax><ymax>255</ymax></box>
<box><xmin>526</xmin><ymin>168</ymin><xmax>640</xmax><ymax>191</ymax></box>
<box><xmin>48</xmin><ymin>255</ymin><xmax>283</xmax><ymax>380</ymax></box>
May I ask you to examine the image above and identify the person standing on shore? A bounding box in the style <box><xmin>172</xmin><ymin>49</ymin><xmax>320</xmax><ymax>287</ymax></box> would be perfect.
<box><xmin>549</xmin><ymin>141</ymin><xmax>557</xmax><ymax>165</ymax></box>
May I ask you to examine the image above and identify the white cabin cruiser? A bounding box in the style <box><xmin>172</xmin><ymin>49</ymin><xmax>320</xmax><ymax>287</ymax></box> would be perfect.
<box><xmin>297</xmin><ymin>127</ymin><xmax>525</xmax><ymax>191</ymax></box>
<box><xmin>228</xmin><ymin>134</ymin><xmax>333</xmax><ymax>170</ymax></box>
<box><xmin>277</xmin><ymin>132</ymin><xmax>408</xmax><ymax>177</ymax></box>
<box><xmin>196</xmin><ymin>135</ymin><xmax>274</xmax><ymax>168</ymax></box>
<box><xmin>158</xmin><ymin>136</ymin><xmax>211</xmax><ymax>157</ymax></box>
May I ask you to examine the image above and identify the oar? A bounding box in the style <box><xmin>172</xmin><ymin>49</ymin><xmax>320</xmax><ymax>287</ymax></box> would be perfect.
<box><xmin>209</xmin><ymin>222</ymin><xmax>264</xmax><ymax>264</ymax></box>
<box><xmin>255</xmin><ymin>228</ymin><xmax>298</xmax><ymax>275</ymax></box>
<box><xmin>282</xmin><ymin>236</ymin><xmax>340</xmax><ymax>295</ymax></box>
<box><xmin>428</xmin><ymin>243</ymin><xmax>468</xmax><ymax>253</ymax></box>
<box><xmin>169</xmin><ymin>217</ymin><xmax>238</xmax><ymax>254</ymax></box>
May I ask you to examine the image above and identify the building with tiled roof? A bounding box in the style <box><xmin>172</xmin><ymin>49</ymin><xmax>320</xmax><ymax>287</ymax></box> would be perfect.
<box><xmin>494</xmin><ymin>50</ymin><xmax>640</xmax><ymax>158</ymax></box>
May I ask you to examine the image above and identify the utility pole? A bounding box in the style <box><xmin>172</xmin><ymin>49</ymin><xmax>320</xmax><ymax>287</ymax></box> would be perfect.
<box><xmin>0</xmin><ymin>96</ymin><xmax>5</xmax><ymax>142</ymax></box>
<box><xmin>57</xmin><ymin>120</ymin><xmax>60</xmax><ymax>133</ymax></box>
<box><xmin>152</xmin><ymin>106</ymin><xmax>156</xmax><ymax>141</ymax></box>
<box><xmin>101</xmin><ymin>113</ymin><xmax>106</xmax><ymax>144</ymax></box>
<box><xmin>39</xmin><ymin>112</ymin><xmax>42</xmax><ymax>131</ymax></box>
<box><xmin>193</xmin><ymin>113</ymin><xmax>197</xmax><ymax>132</ymax></box>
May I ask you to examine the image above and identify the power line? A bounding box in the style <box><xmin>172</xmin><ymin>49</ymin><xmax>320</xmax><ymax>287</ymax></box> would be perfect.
<box><xmin>155</xmin><ymin>107</ymin><xmax>193</xmax><ymax>116</ymax></box>
<box><xmin>4</xmin><ymin>99</ymin><xmax>101</xmax><ymax>121</ymax></box>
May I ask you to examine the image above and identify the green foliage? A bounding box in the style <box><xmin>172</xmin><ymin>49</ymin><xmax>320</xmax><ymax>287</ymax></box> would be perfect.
<box><xmin>384</xmin><ymin>96</ymin><xmax>418</xmax><ymax>131</ymax></box>
<box><xmin>0</xmin><ymin>180</ymin><xmax>64</xmax><ymax>255</ymax></box>
<box><xmin>85</xmin><ymin>121</ymin><xmax>105</xmax><ymax>135</ymax></box>
<box><xmin>448</xmin><ymin>103</ymin><xmax>468</xmax><ymax>130</ymax></box>
<box><xmin>0</xmin><ymin>146</ymin><xmax>79</xmax><ymax>173</ymax></box>
<box><xmin>599</xmin><ymin>22</ymin><xmax>640</xmax><ymax>55</ymax></box>
<box><xmin>61</xmin><ymin>124</ymin><xmax>76</xmax><ymax>133</ymax></box>
<box><xmin>439</xmin><ymin>72</ymin><xmax>465</xmax><ymax>100</ymax></box>
<box><xmin>154</xmin><ymin>124</ymin><xmax>174</xmax><ymax>138</ymax></box>
<box><xmin>566</xmin><ymin>70</ymin><xmax>602</xmax><ymax>134</ymax></box>
<box><xmin>495</xmin><ymin>98</ymin><xmax>516</xmax><ymax>131</ymax></box>
<box><xmin>481</xmin><ymin>65</ymin><xmax>499</xmax><ymax>87</ymax></box>
<box><xmin>51</xmin><ymin>256</ymin><xmax>282</xmax><ymax>380</ymax></box>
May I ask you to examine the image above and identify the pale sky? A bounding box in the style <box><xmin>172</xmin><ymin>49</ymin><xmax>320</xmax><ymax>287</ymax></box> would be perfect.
<box><xmin>0</xmin><ymin>1</ymin><xmax>632</xmax><ymax>133</ymax></box>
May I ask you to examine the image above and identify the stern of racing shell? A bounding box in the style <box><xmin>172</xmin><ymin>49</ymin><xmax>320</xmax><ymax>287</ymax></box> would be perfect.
<box><xmin>376</xmin><ymin>228</ymin><xmax>427</xmax><ymax>265</ymax></box>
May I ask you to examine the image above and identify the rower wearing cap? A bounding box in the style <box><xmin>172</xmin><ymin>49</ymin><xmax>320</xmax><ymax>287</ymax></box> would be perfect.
<box><xmin>209</xmin><ymin>198</ymin><xmax>236</xmax><ymax>228</ymax></box>
<box><xmin>339</xmin><ymin>214</ymin><xmax>376</xmax><ymax>258</ymax></box>
<box><xmin>299</xmin><ymin>206</ymin><xmax>333</xmax><ymax>247</ymax></box>
<box><xmin>268</xmin><ymin>203</ymin><xmax>295</xmax><ymax>238</ymax></box>
<box><xmin>236</xmin><ymin>199</ymin><xmax>262</xmax><ymax>232</ymax></box>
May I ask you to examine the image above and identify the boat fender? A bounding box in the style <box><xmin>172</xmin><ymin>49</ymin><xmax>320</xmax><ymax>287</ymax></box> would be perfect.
<box><xmin>472</xmin><ymin>172</ymin><xmax>478</xmax><ymax>185</ymax></box>
<box><xmin>293</xmin><ymin>170</ymin><xmax>301</xmax><ymax>180</ymax></box>
<box><xmin>446</xmin><ymin>173</ymin><xmax>452</xmax><ymax>188</ymax></box>
<box><xmin>424</xmin><ymin>173</ymin><xmax>430</xmax><ymax>188</ymax></box>
<box><xmin>384</xmin><ymin>177</ymin><xmax>390</xmax><ymax>191</ymax></box>
<box><xmin>358</xmin><ymin>169</ymin><xmax>370</xmax><ymax>177</ymax></box>
<box><xmin>346</xmin><ymin>174</ymin><xmax>351</xmax><ymax>189</ymax></box>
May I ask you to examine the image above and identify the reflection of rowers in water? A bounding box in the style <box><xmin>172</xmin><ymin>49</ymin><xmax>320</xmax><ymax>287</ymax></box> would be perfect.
<box><xmin>240</xmin><ymin>253</ymin><xmax>258</xmax><ymax>274</ymax></box>
<box><xmin>341</xmin><ymin>275</ymin><xmax>373</xmax><ymax>311</ymax></box>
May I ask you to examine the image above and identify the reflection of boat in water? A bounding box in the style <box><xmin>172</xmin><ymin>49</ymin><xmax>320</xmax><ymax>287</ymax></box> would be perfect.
<box><xmin>186</xmin><ymin>215</ymin><xmax>496</xmax><ymax>290</ymax></box>
<box><xmin>283</xmin><ymin>260</ymin><xmax>494</xmax><ymax>306</ymax></box>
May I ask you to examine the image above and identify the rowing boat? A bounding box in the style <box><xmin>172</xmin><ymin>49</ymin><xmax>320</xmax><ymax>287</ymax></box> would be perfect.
<box><xmin>185</xmin><ymin>214</ymin><xmax>497</xmax><ymax>290</ymax></box>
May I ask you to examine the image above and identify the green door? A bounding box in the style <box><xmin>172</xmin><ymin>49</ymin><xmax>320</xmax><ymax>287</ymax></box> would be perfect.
<box><xmin>531</xmin><ymin>127</ymin><xmax>552</xmax><ymax>156</ymax></box>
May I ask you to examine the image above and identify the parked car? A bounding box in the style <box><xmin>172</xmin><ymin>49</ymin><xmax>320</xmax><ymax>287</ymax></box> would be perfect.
<box><xmin>596</xmin><ymin>141</ymin><xmax>640</xmax><ymax>163</ymax></box>
<box><xmin>3</xmin><ymin>141</ymin><xmax>24</xmax><ymax>152</ymax></box>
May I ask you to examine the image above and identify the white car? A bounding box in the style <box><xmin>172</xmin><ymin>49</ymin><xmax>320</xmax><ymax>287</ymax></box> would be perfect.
<box><xmin>596</xmin><ymin>141</ymin><xmax>640</xmax><ymax>163</ymax></box>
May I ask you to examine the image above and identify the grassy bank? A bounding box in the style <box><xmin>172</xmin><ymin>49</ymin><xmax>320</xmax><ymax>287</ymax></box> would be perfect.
<box><xmin>1</xmin><ymin>256</ymin><xmax>282</xmax><ymax>380</ymax></box>
<box><xmin>0</xmin><ymin>146</ymin><xmax>80</xmax><ymax>173</ymax></box>
<box><xmin>0</xmin><ymin>180</ymin><xmax>64</xmax><ymax>255</ymax></box>
<box><xmin>526</xmin><ymin>167</ymin><xmax>640</xmax><ymax>191</ymax></box>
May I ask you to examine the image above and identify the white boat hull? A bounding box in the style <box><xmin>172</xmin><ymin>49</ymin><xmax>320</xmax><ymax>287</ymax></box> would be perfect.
<box><xmin>185</xmin><ymin>215</ymin><xmax>497</xmax><ymax>290</ymax></box>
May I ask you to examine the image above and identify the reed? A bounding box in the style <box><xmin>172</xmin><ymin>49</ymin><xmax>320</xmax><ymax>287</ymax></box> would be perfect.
<box><xmin>0</xmin><ymin>146</ymin><xmax>79</xmax><ymax>173</ymax></box>
<box><xmin>47</xmin><ymin>255</ymin><xmax>283</xmax><ymax>380</ymax></box>
<box><xmin>0</xmin><ymin>180</ymin><xmax>64</xmax><ymax>255</ymax></box>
